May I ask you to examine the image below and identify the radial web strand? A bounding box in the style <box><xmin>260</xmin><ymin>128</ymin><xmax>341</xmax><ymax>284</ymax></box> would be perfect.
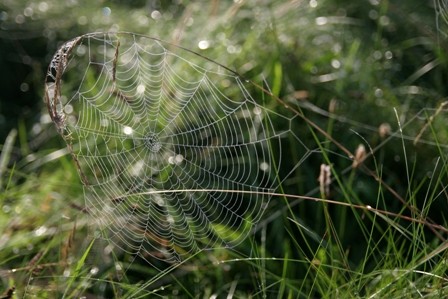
<box><xmin>45</xmin><ymin>32</ymin><xmax>307</xmax><ymax>262</ymax></box>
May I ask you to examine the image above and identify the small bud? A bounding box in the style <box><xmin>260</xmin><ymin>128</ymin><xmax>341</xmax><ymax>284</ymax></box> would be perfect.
<box><xmin>318</xmin><ymin>164</ymin><xmax>331</xmax><ymax>198</ymax></box>
<box><xmin>329</xmin><ymin>98</ymin><xmax>338</xmax><ymax>114</ymax></box>
<box><xmin>378</xmin><ymin>123</ymin><xmax>391</xmax><ymax>139</ymax></box>
<box><xmin>352</xmin><ymin>144</ymin><xmax>366</xmax><ymax>168</ymax></box>
<box><xmin>293</xmin><ymin>90</ymin><xmax>309</xmax><ymax>101</ymax></box>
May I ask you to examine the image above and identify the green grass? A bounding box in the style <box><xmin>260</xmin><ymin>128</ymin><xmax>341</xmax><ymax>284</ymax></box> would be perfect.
<box><xmin>1</xmin><ymin>0</ymin><xmax>448</xmax><ymax>298</ymax></box>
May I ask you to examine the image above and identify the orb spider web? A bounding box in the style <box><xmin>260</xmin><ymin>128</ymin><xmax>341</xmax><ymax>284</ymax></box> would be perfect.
<box><xmin>45</xmin><ymin>32</ymin><xmax>308</xmax><ymax>263</ymax></box>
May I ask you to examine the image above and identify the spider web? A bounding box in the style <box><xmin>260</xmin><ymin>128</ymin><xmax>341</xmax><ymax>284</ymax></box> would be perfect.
<box><xmin>435</xmin><ymin>0</ymin><xmax>448</xmax><ymax>38</ymax></box>
<box><xmin>45</xmin><ymin>32</ymin><xmax>307</xmax><ymax>263</ymax></box>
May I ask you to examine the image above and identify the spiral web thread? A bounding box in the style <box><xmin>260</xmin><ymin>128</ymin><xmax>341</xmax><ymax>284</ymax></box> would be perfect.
<box><xmin>45</xmin><ymin>32</ymin><xmax>307</xmax><ymax>262</ymax></box>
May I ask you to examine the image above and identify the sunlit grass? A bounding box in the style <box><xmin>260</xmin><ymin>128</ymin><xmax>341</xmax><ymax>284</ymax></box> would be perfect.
<box><xmin>1</xmin><ymin>0</ymin><xmax>448</xmax><ymax>297</ymax></box>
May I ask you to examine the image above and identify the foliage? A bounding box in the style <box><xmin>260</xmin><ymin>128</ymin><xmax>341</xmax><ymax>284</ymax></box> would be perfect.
<box><xmin>1</xmin><ymin>0</ymin><xmax>448</xmax><ymax>297</ymax></box>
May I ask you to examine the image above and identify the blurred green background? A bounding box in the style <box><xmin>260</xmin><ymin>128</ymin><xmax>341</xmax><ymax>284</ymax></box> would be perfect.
<box><xmin>1</xmin><ymin>0</ymin><xmax>448</xmax><ymax>297</ymax></box>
